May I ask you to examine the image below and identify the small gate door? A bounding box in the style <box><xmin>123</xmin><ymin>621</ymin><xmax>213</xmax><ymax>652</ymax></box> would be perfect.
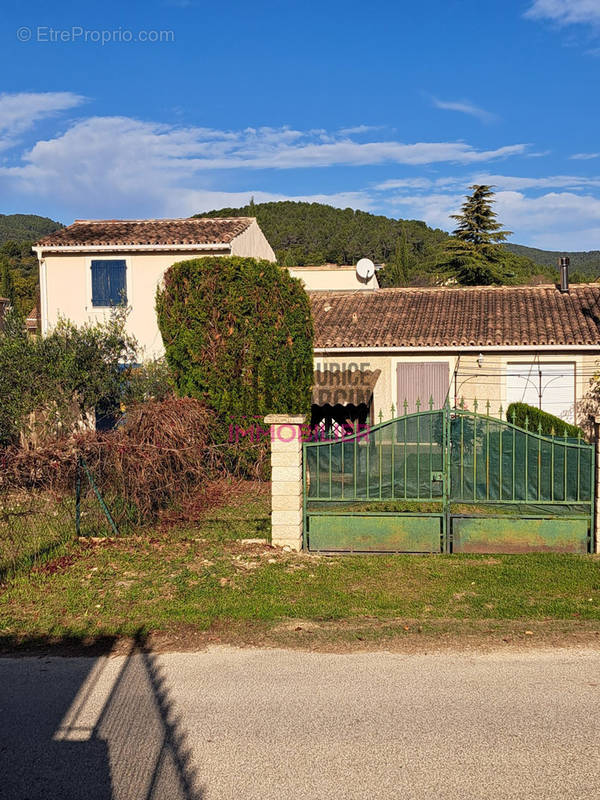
<box><xmin>304</xmin><ymin>406</ymin><xmax>448</xmax><ymax>553</ymax></box>
<box><xmin>448</xmin><ymin>407</ymin><xmax>595</xmax><ymax>554</ymax></box>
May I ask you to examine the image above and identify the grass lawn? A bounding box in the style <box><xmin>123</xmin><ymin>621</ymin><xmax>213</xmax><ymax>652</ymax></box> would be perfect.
<box><xmin>2</xmin><ymin>481</ymin><xmax>600</xmax><ymax>652</ymax></box>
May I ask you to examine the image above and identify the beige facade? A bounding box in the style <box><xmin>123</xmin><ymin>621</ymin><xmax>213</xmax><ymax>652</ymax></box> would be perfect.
<box><xmin>35</xmin><ymin>218</ymin><xmax>276</xmax><ymax>359</ymax></box>
<box><xmin>314</xmin><ymin>350</ymin><xmax>600</xmax><ymax>425</ymax></box>
<box><xmin>288</xmin><ymin>265</ymin><xmax>379</xmax><ymax>292</ymax></box>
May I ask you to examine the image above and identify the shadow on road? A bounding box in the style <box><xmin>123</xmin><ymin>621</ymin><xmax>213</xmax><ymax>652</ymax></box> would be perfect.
<box><xmin>0</xmin><ymin>632</ymin><xmax>202</xmax><ymax>799</ymax></box>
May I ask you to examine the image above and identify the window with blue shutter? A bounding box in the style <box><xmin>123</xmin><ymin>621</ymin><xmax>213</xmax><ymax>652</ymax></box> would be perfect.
<box><xmin>91</xmin><ymin>260</ymin><xmax>127</xmax><ymax>306</ymax></box>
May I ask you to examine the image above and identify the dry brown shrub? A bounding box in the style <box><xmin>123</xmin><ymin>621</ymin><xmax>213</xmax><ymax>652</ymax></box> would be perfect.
<box><xmin>0</xmin><ymin>395</ymin><xmax>268</xmax><ymax>527</ymax></box>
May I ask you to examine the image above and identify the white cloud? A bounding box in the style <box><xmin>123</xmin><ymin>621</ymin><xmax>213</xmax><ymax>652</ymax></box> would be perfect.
<box><xmin>0</xmin><ymin>110</ymin><xmax>531</xmax><ymax>218</ymax></box>
<box><xmin>8</xmin><ymin>115</ymin><xmax>526</xmax><ymax>173</ymax></box>
<box><xmin>375</xmin><ymin>177</ymin><xmax>436</xmax><ymax>191</ymax></box>
<box><xmin>432</xmin><ymin>97</ymin><xmax>497</xmax><ymax>123</ymax></box>
<box><xmin>0</xmin><ymin>91</ymin><xmax>85</xmax><ymax>148</ymax></box>
<box><xmin>470</xmin><ymin>173</ymin><xmax>600</xmax><ymax>190</ymax></box>
<box><xmin>337</xmin><ymin>125</ymin><xmax>384</xmax><ymax>136</ymax></box>
<box><xmin>376</xmin><ymin>173</ymin><xmax>600</xmax><ymax>193</ymax></box>
<box><xmin>0</xmin><ymin>115</ymin><xmax>386</xmax><ymax>218</ymax></box>
<box><xmin>570</xmin><ymin>152</ymin><xmax>600</xmax><ymax>160</ymax></box>
<box><xmin>525</xmin><ymin>0</ymin><xmax>600</xmax><ymax>26</ymax></box>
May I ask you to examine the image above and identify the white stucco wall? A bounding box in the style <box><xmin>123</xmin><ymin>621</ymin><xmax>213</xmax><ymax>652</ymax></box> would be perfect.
<box><xmin>40</xmin><ymin>249</ymin><xmax>229</xmax><ymax>358</ymax></box>
<box><xmin>288</xmin><ymin>266</ymin><xmax>379</xmax><ymax>292</ymax></box>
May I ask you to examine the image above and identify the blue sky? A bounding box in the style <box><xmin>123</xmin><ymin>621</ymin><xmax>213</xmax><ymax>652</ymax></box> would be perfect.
<box><xmin>1</xmin><ymin>0</ymin><xmax>600</xmax><ymax>249</ymax></box>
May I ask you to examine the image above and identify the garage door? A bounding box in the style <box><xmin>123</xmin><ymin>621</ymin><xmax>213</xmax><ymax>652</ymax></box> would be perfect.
<box><xmin>506</xmin><ymin>362</ymin><xmax>576</xmax><ymax>423</ymax></box>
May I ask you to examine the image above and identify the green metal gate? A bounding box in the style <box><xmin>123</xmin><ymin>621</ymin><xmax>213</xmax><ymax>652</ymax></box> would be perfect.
<box><xmin>303</xmin><ymin>404</ymin><xmax>595</xmax><ymax>554</ymax></box>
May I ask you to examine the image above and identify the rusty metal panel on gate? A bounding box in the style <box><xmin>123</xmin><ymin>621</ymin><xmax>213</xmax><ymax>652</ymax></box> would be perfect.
<box><xmin>451</xmin><ymin>516</ymin><xmax>590</xmax><ymax>554</ymax></box>
<box><xmin>307</xmin><ymin>513</ymin><xmax>442</xmax><ymax>552</ymax></box>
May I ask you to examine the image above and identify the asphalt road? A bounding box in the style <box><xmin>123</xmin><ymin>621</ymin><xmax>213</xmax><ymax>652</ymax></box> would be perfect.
<box><xmin>2</xmin><ymin>645</ymin><xmax>600</xmax><ymax>799</ymax></box>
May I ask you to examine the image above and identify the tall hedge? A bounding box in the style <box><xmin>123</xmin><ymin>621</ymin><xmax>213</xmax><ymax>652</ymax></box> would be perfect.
<box><xmin>156</xmin><ymin>257</ymin><xmax>314</xmax><ymax>427</ymax></box>
<box><xmin>506</xmin><ymin>402</ymin><xmax>584</xmax><ymax>439</ymax></box>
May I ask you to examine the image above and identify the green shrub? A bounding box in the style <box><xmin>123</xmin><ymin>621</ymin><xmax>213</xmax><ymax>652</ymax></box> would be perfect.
<box><xmin>0</xmin><ymin>306</ymin><xmax>137</xmax><ymax>444</ymax></box>
<box><xmin>156</xmin><ymin>256</ymin><xmax>314</xmax><ymax>428</ymax></box>
<box><xmin>506</xmin><ymin>402</ymin><xmax>584</xmax><ymax>439</ymax></box>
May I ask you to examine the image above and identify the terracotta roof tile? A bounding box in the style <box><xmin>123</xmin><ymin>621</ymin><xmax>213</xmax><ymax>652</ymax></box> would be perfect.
<box><xmin>310</xmin><ymin>285</ymin><xmax>600</xmax><ymax>349</ymax></box>
<box><xmin>35</xmin><ymin>217</ymin><xmax>254</xmax><ymax>248</ymax></box>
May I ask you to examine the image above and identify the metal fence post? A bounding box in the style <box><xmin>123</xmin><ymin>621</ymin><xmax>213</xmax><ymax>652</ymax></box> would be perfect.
<box><xmin>75</xmin><ymin>456</ymin><xmax>81</xmax><ymax>537</ymax></box>
<box><xmin>594</xmin><ymin>417</ymin><xmax>600</xmax><ymax>553</ymax></box>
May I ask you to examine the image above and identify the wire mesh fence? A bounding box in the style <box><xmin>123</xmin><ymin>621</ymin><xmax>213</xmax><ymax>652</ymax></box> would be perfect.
<box><xmin>0</xmin><ymin>457</ymin><xmax>133</xmax><ymax>581</ymax></box>
<box><xmin>0</xmin><ymin>489</ymin><xmax>75</xmax><ymax>581</ymax></box>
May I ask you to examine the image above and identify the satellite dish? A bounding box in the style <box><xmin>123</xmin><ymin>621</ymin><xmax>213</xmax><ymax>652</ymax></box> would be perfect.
<box><xmin>356</xmin><ymin>257</ymin><xmax>375</xmax><ymax>281</ymax></box>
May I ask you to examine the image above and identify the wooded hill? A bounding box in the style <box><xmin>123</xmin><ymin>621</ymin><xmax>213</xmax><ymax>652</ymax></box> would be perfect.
<box><xmin>0</xmin><ymin>215</ymin><xmax>63</xmax><ymax>315</ymax></box>
<box><xmin>504</xmin><ymin>243</ymin><xmax>600</xmax><ymax>279</ymax></box>
<box><xmin>0</xmin><ymin>214</ymin><xmax>62</xmax><ymax>244</ymax></box>
<box><xmin>198</xmin><ymin>200</ymin><xmax>448</xmax><ymax>267</ymax></box>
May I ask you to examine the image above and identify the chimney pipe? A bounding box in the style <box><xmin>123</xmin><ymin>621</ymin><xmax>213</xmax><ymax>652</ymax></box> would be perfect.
<box><xmin>559</xmin><ymin>256</ymin><xmax>570</xmax><ymax>293</ymax></box>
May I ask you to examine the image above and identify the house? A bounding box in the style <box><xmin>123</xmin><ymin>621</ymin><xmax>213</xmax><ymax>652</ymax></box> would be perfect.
<box><xmin>33</xmin><ymin>217</ymin><xmax>276</xmax><ymax>357</ymax></box>
<box><xmin>309</xmin><ymin>283</ymin><xmax>600</xmax><ymax>428</ymax></box>
<box><xmin>25</xmin><ymin>303</ymin><xmax>39</xmax><ymax>335</ymax></box>
<box><xmin>33</xmin><ymin>217</ymin><xmax>600</xmax><ymax>428</ymax></box>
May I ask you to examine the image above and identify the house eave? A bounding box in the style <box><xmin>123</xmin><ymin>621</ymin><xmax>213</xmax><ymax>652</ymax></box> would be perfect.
<box><xmin>32</xmin><ymin>243</ymin><xmax>233</xmax><ymax>257</ymax></box>
<box><xmin>314</xmin><ymin>344</ymin><xmax>600</xmax><ymax>354</ymax></box>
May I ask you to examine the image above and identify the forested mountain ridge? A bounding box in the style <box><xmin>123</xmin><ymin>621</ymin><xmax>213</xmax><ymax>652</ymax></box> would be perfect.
<box><xmin>0</xmin><ymin>215</ymin><xmax>63</xmax><ymax>315</ymax></box>
<box><xmin>197</xmin><ymin>201</ymin><xmax>449</xmax><ymax>269</ymax></box>
<box><xmin>504</xmin><ymin>243</ymin><xmax>600</xmax><ymax>278</ymax></box>
<box><xmin>0</xmin><ymin>214</ymin><xmax>62</xmax><ymax>244</ymax></box>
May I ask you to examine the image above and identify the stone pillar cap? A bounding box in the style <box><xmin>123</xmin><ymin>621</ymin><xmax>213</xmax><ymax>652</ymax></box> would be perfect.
<box><xmin>264</xmin><ymin>414</ymin><xmax>306</xmax><ymax>424</ymax></box>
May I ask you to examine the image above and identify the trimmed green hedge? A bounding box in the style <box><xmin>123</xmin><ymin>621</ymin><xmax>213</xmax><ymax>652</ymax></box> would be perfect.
<box><xmin>506</xmin><ymin>402</ymin><xmax>584</xmax><ymax>439</ymax></box>
<box><xmin>156</xmin><ymin>256</ymin><xmax>314</xmax><ymax>426</ymax></box>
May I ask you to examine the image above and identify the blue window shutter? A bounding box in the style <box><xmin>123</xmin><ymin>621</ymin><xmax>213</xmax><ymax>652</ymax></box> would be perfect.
<box><xmin>91</xmin><ymin>260</ymin><xmax>127</xmax><ymax>306</ymax></box>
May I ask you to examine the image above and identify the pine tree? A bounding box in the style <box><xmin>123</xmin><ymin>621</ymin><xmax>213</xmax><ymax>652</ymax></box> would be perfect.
<box><xmin>451</xmin><ymin>185</ymin><xmax>511</xmax><ymax>247</ymax></box>
<box><xmin>436</xmin><ymin>185</ymin><xmax>519</xmax><ymax>285</ymax></box>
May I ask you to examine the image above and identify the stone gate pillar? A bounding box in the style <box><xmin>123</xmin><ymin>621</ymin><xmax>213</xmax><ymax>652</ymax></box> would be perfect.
<box><xmin>264</xmin><ymin>414</ymin><xmax>305</xmax><ymax>551</ymax></box>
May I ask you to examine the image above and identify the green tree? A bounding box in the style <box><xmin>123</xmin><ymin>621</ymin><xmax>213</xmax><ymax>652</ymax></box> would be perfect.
<box><xmin>435</xmin><ymin>185</ymin><xmax>536</xmax><ymax>286</ymax></box>
<box><xmin>0</xmin><ymin>259</ymin><xmax>15</xmax><ymax>303</ymax></box>
<box><xmin>451</xmin><ymin>184</ymin><xmax>511</xmax><ymax>247</ymax></box>
<box><xmin>156</xmin><ymin>256</ymin><xmax>314</xmax><ymax>428</ymax></box>
<box><xmin>379</xmin><ymin>229</ymin><xmax>417</xmax><ymax>287</ymax></box>
<box><xmin>0</xmin><ymin>307</ymin><xmax>137</xmax><ymax>444</ymax></box>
